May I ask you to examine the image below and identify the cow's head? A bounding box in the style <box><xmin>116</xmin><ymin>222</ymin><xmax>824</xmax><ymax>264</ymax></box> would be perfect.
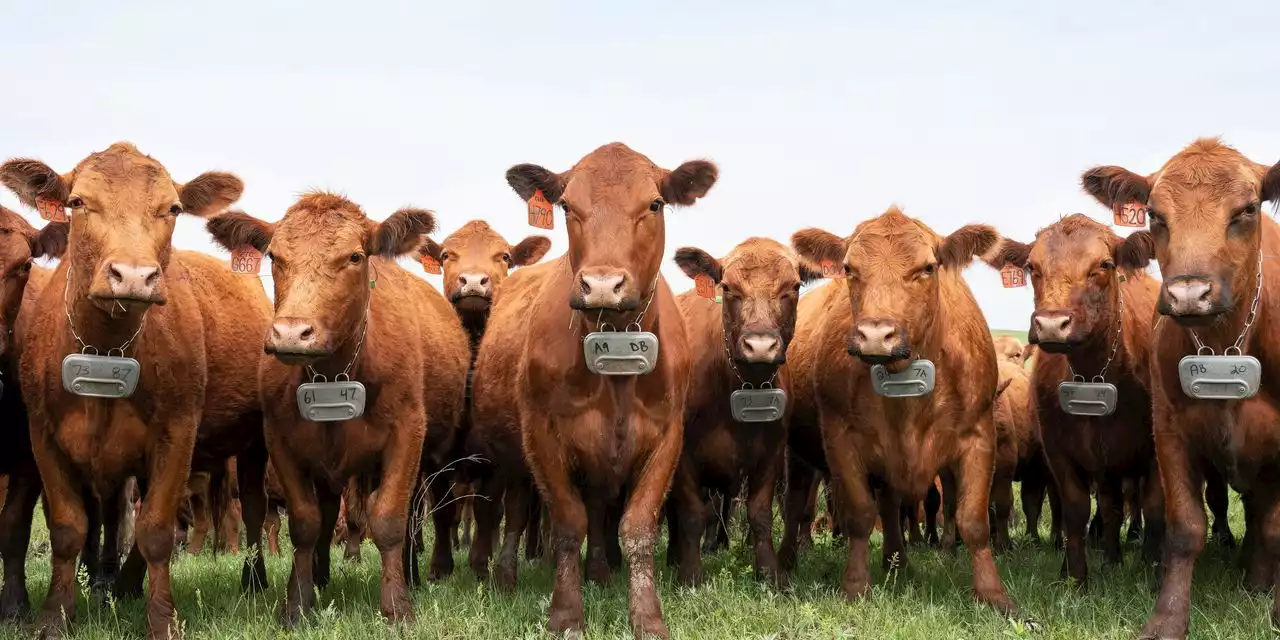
<box><xmin>675</xmin><ymin>238</ymin><xmax>821</xmax><ymax>372</ymax></box>
<box><xmin>206</xmin><ymin>193</ymin><xmax>434</xmax><ymax>365</ymax></box>
<box><xmin>0</xmin><ymin>206</ymin><xmax>68</xmax><ymax>359</ymax></box>
<box><xmin>985</xmin><ymin>214</ymin><xmax>1153</xmax><ymax>352</ymax></box>
<box><xmin>0</xmin><ymin>143</ymin><xmax>241</xmax><ymax>310</ymax></box>
<box><xmin>992</xmin><ymin>335</ymin><xmax>1026</xmax><ymax>366</ymax></box>
<box><xmin>506</xmin><ymin>143</ymin><xmax>717</xmax><ymax>317</ymax></box>
<box><xmin>419</xmin><ymin>220</ymin><xmax>549</xmax><ymax>316</ymax></box>
<box><xmin>1082</xmin><ymin>138</ymin><xmax>1280</xmax><ymax>325</ymax></box>
<box><xmin>793</xmin><ymin>207</ymin><xmax>999</xmax><ymax>371</ymax></box>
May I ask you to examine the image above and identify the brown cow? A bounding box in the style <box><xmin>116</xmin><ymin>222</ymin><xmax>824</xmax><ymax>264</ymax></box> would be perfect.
<box><xmin>987</xmin><ymin>214</ymin><xmax>1175</xmax><ymax>587</ymax></box>
<box><xmin>665</xmin><ymin>238</ymin><xmax>819</xmax><ymax>586</ymax></box>
<box><xmin>1080</xmin><ymin>138</ymin><xmax>1280</xmax><ymax>638</ymax></box>
<box><xmin>204</xmin><ymin>192</ymin><xmax>469</xmax><ymax>627</ymax></box>
<box><xmin>418</xmin><ymin>220</ymin><xmax>550</xmax><ymax>586</ymax></box>
<box><xmin>790</xmin><ymin>207</ymin><xmax>1015</xmax><ymax>613</ymax></box>
<box><xmin>472</xmin><ymin>142</ymin><xmax>715</xmax><ymax>638</ymax></box>
<box><xmin>184</xmin><ymin>458</ymin><xmax>240</xmax><ymax>555</ymax></box>
<box><xmin>990</xmin><ymin>358</ymin><xmax>1051</xmax><ymax>551</ymax></box>
<box><xmin>993</xmin><ymin>335</ymin><xmax>1027</xmax><ymax>366</ymax></box>
<box><xmin>1</xmin><ymin>143</ymin><xmax>272</xmax><ymax>639</ymax></box>
<box><xmin>0</xmin><ymin>206</ymin><xmax>67</xmax><ymax>619</ymax></box>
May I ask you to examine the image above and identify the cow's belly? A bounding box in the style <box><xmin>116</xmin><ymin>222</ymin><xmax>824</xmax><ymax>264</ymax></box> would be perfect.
<box><xmin>557</xmin><ymin>405</ymin><xmax>671</xmax><ymax>489</ymax></box>
<box><xmin>280</xmin><ymin>417</ymin><xmax>397</xmax><ymax>488</ymax></box>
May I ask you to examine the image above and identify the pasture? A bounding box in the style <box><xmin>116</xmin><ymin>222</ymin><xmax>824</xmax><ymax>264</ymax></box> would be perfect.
<box><xmin>0</xmin><ymin>486</ymin><xmax>1269</xmax><ymax>639</ymax></box>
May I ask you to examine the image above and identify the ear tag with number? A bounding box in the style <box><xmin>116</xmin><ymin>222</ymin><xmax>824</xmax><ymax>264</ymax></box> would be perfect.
<box><xmin>36</xmin><ymin>199</ymin><xmax>70</xmax><ymax>223</ymax></box>
<box><xmin>1179</xmin><ymin>354</ymin><xmax>1261</xmax><ymax>400</ymax></box>
<box><xmin>1114</xmin><ymin>202</ymin><xmax>1148</xmax><ymax>227</ymax></box>
<box><xmin>528</xmin><ymin>189</ymin><xmax>554</xmax><ymax>230</ymax></box>
<box><xmin>694</xmin><ymin>274</ymin><xmax>716</xmax><ymax>299</ymax></box>
<box><xmin>62</xmin><ymin>352</ymin><xmax>141</xmax><ymax>398</ymax></box>
<box><xmin>1058</xmin><ymin>379</ymin><xmax>1118</xmax><ymax>416</ymax></box>
<box><xmin>420</xmin><ymin>253</ymin><xmax>442</xmax><ymax>275</ymax></box>
<box><xmin>297</xmin><ymin>380</ymin><xmax>367</xmax><ymax>421</ymax></box>
<box><xmin>231</xmin><ymin>246</ymin><xmax>263</xmax><ymax>274</ymax></box>
<box><xmin>870</xmin><ymin>360</ymin><xmax>936</xmax><ymax>397</ymax></box>
<box><xmin>583</xmin><ymin>330</ymin><xmax>660</xmax><ymax>375</ymax></box>
<box><xmin>1000</xmin><ymin>263</ymin><xmax>1026</xmax><ymax>288</ymax></box>
<box><xmin>820</xmin><ymin>260</ymin><xmax>843</xmax><ymax>279</ymax></box>
<box><xmin>729</xmin><ymin>387</ymin><xmax>788</xmax><ymax>422</ymax></box>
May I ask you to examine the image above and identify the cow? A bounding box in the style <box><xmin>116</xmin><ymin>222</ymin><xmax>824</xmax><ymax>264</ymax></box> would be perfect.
<box><xmin>0</xmin><ymin>143</ymin><xmax>273</xmax><ymax>639</ymax></box>
<box><xmin>204</xmin><ymin>192</ymin><xmax>469</xmax><ymax>627</ymax></box>
<box><xmin>789</xmin><ymin>206</ymin><xmax>1015</xmax><ymax>614</ymax></box>
<box><xmin>1079</xmin><ymin>138</ymin><xmax>1280</xmax><ymax>638</ymax></box>
<box><xmin>990</xmin><ymin>358</ymin><xmax>1054</xmax><ymax>551</ymax></box>
<box><xmin>665</xmin><ymin>238</ymin><xmax>819</xmax><ymax>586</ymax></box>
<box><xmin>183</xmin><ymin>458</ymin><xmax>240</xmax><ymax>555</ymax></box>
<box><xmin>993</xmin><ymin>335</ymin><xmax>1028</xmax><ymax>366</ymax></box>
<box><xmin>471</xmin><ymin>142</ymin><xmax>716</xmax><ymax>638</ymax></box>
<box><xmin>418</xmin><ymin>219</ymin><xmax>550</xmax><ymax>586</ymax></box>
<box><xmin>0</xmin><ymin>205</ymin><xmax>67</xmax><ymax>619</ymax></box>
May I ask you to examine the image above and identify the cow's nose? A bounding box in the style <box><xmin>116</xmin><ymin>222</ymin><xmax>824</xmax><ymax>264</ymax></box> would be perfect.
<box><xmin>741</xmin><ymin>333</ymin><xmax>781</xmax><ymax>363</ymax></box>
<box><xmin>106</xmin><ymin>262</ymin><xmax>162</xmax><ymax>299</ymax></box>
<box><xmin>578</xmin><ymin>271</ymin><xmax>627</xmax><ymax>308</ymax></box>
<box><xmin>457</xmin><ymin>272</ymin><xmax>491</xmax><ymax>297</ymax></box>
<box><xmin>1032</xmin><ymin>312</ymin><xmax>1072</xmax><ymax>343</ymax></box>
<box><xmin>269</xmin><ymin>319</ymin><xmax>317</xmax><ymax>351</ymax></box>
<box><xmin>1164</xmin><ymin>278</ymin><xmax>1214</xmax><ymax>315</ymax></box>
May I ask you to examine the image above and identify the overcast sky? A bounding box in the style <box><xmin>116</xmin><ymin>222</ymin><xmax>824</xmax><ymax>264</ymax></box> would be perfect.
<box><xmin>3</xmin><ymin>1</ymin><xmax>1278</xmax><ymax>330</ymax></box>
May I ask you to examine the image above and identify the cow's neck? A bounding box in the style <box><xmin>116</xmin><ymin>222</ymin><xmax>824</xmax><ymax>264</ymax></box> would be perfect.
<box><xmin>1064</xmin><ymin>298</ymin><xmax>1124</xmax><ymax>381</ymax></box>
<box><xmin>305</xmin><ymin>311</ymin><xmax>373</xmax><ymax>381</ymax></box>
<box><xmin>62</xmin><ymin>262</ymin><xmax>153</xmax><ymax>355</ymax></box>
<box><xmin>459</xmin><ymin>309</ymin><xmax>487</xmax><ymax>359</ymax></box>
<box><xmin>1179</xmin><ymin>258</ymin><xmax>1269</xmax><ymax>360</ymax></box>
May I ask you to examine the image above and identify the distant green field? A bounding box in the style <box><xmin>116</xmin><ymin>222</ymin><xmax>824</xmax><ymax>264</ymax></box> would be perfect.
<box><xmin>991</xmin><ymin>329</ymin><xmax>1029</xmax><ymax>343</ymax></box>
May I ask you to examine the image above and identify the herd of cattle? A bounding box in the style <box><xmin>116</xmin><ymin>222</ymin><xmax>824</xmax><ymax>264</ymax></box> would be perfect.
<box><xmin>0</xmin><ymin>137</ymin><xmax>1274</xmax><ymax>640</ymax></box>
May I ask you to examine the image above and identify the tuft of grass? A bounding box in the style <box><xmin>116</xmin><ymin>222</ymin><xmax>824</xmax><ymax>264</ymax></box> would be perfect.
<box><xmin>0</xmin><ymin>489</ymin><xmax>1272</xmax><ymax>639</ymax></box>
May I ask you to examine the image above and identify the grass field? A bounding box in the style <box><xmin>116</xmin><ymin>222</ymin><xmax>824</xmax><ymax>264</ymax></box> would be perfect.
<box><xmin>0</xmin><ymin>490</ymin><xmax>1274</xmax><ymax>640</ymax></box>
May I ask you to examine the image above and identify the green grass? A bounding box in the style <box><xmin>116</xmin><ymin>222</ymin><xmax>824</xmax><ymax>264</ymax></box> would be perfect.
<box><xmin>0</xmin><ymin>491</ymin><xmax>1274</xmax><ymax>639</ymax></box>
<box><xmin>991</xmin><ymin>329</ymin><xmax>1029</xmax><ymax>343</ymax></box>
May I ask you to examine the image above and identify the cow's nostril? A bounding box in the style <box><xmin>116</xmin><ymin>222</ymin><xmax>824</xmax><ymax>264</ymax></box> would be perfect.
<box><xmin>579</xmin><ymin>278</ymin><xmax>592</xmax><ymax>296</ymax></box>
<box><xmin>144</xmin><ymin>271</ymin><xmax>161</xmax><ymax>287</ymax></box>
<box><xmin>299</xmin><ymin>326</ymin><xmax>315</xmax><ymax>341</ymax></box>
<box><xmin>108</xmin><ymin>266</ymin><xmax>123</xmax><ymax>283</ymax></box>
<box><xmin>480</xmin><ymin>276</ymin><xmax>490</xmax><ymax>286</ymax></box>
<box><xmin>613</xmin><ymin>280</ymin><xmax>625</xmax><ymax>294</ymax></box>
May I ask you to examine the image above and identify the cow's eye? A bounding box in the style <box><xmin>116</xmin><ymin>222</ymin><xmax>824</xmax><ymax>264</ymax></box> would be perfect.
<box><xmin>649</xmin><ymin>199</ymin><xmax>664</xmax><ymax>212</ymax></box>
<box><xmin>349</xmin><ymin>253</ymin><xmax>363</xmax><ymax>264</ymax></box>
<box><xmin>439</xmin><ymin>251</ymin><xmax>451</xmax><ymax>261</ymax></box>
<box><xmin>169</xmin><ymin>204</ymin><xmax>183</xmax><ymax>216</ymax></box>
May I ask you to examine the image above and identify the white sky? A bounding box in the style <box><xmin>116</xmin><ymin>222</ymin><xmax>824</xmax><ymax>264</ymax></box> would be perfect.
<box><xmin>3</xmin><ymin>1</ymin><xmax>1278</xmax><ymax>330</ymax></box>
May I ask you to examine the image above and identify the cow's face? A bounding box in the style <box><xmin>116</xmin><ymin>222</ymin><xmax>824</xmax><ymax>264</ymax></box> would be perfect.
<box><xmin>0</xmin><ymin>143</ymin><xmax>241</xmax><ymax>311</ymax></box>
<box><xmin>505</xmin><ymin>143</ymin><xmax>717</xmax><ymax>317</ymax></box>
<box><xmin>993</xmin><ymin>336</ymin><xmax>1025</xmax><ymax>366</ymax></box>
<box><xmin>206</xmin><ymin>193</ymin><xmax>434</xmax><ymax>365</ymax></box>
<box><xmin>419</xmin><ymin>220</ymin><xmax>549</xmax><ymax>315</ymax></box>
<box><xmin>988</xmin><ymin>214</ymin><xmax>1153</xmax><ymax>353</ymax></box>
<box><xmin>794</xmin><ymin>208</ymin><xmax>998</xmax><ymax>371</ymax></box>
<box><xmin>0</xmin><ymin>207</ymin><xmax>67</xmax><ymax>359</ymax></box>
<box><xmin>675</xmin><ymin>238</ymin><xmax>819</xmax><ymax>369</ymax></box>
<box><xmin>1083</xmin><ymin>138</ymin><xmax>1280</xmax><ymax>326</ymax></box>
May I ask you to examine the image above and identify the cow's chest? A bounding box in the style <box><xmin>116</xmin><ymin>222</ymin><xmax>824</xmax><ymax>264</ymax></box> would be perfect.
<box><xmin>850</xmin><ymin>398</ymin><xmax>955</xmax><ymax>500</ymax></box>
<box><xmin>277</xmin><ymin>417</ymin><xmax>392</xmax><ymax>482</ymax></box>
<box><xmin>55</xmin><ymin>401</ymin><xmax>151</xmax><ymax>489</ymax></box>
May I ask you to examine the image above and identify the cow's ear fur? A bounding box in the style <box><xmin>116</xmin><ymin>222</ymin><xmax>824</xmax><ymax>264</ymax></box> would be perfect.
<box><xmin>506</xmin><ymin>164</ymin><xmax>565</xmax><ymax>203</ymax></box>
<box><xmin>982</xmin><ymin>238</ymin><xmax>1034</xmax><ymax>270</ymax></box>
<box><xmin>1081</xmin><ymin>165</ymin><xmax>1152</xmax><ymax>210</ymax></box>
<box><xmin>180</xmin><ymin>172</ymin><xmax>244</xmax><ymax>217</ymax></box>
<box><xmin>369</xmin><ymin>208</ymin><xmax>437</xmax><ymax>258</ymax></box>
<box><xmin>0</xmin><ymin>159</ymin><xmax>68</xmax><ymax>209</ymax></box>
<box><xmin>206</xmin><ymin>211</ymin><xmax>274</xmax><ymax>254</ymax></box>
<box><xmin>419</xmin><ymin>237</ymin><xmax>443</xmax><ymax>262</ymax></box>
<box><xmin>1114</xmin><ymin>230</ymin><xmax>1155</xmax><ymax>271</ymax></box>
<box><xmin>510</xmin><ymin>235</ymin><xmax>551</xmax><ymax>267</ymax></box>
<box><xmin>938</xmin><ymin>224</ymin><xmax>1000</xmax><ymax>270</ymax></box>
<box><xmin>791</xmin><ymin>228</ymin><xmax>846</xmax><ymax>273</ymax></box>
<box><xmin>798</xmin><ymin>263</ymin><xmax>824</xmax><ymax>285</ymax></box>
<box><xmin>662</xmin><ymin>160</ymin><xmax>718</xmax><ymax>206</ymax></box>
<box><xmin>1262</xmin><ymin>160</ymin><xmax>1280</xmax><ymax>205</ymax></box>
<box><xmin>673</xmin><ymin>247</ymin><xmax>723</xmax><ymax>283</ymax></box>
<box><xmin>31</xmin><ymin>222</ymin><xmax>69</xmax><ymax>259</ymax></box>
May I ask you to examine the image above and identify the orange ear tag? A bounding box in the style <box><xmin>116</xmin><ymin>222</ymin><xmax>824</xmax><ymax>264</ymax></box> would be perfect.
<box><xmin>420</xmin><ymin>253</ymin><xmax>442</xmax><ymax>275</ymax></box>
<box><xmin>820</xmin><ymin>260</ymin><xmax>843</xmax><ymax>279</ymax></box>
<box><xmin>36</xmin><ymin>199</ymin><xmax>69</xmax><ymax>223</ymax></box>
<box><xmin>230</xmin><ymin>246</ymin><xmax>263</xmax><ymax>274</ymax></box>
<box><xmin>694</xmin><ymin>274</ymin><xmax>716</xmax><ymax>299</ymax></box>
<box><xmin>1113</xmin><ymin>202</ymin><xmax>1148</xmax><ymax>227</ymax></box>
<box><xmin>1000</xmin><ymin>263</ymin><xmax>1026</xmax><ymax>288</ymax></box>
<box><xmin>528</xmin><ymin>189</ymin><xmax>554</xmax><ymax>230</ymax></box>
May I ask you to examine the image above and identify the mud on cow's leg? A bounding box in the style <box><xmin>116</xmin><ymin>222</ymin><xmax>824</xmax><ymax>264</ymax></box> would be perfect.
<box><xmin>619</xmin><ymin>418</ymin><xmax>681</xmax><ymax>640</ymax></box>
<box><xmin>238</xmin><ymin>436</ymin><xmax>270</xmax><ymax>592</ymax></box>
<box><xmin>954</xmin><ymin>431</ymin><xmax>1016</xmax><ymax>615</ymax></box>
<box><xmin>0</xmin><ymin>469</ymin><xmax>41</xmax><ymax>620</ymax></box>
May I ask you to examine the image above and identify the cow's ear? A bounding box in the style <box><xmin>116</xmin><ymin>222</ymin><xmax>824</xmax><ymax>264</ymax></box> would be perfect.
<box><xmin>506</xmin><ymin>164</ymin><xmax>565</xmax><ymax>203</ymax></box>
<box><xmin>797</xmin><ymin>262</ymin><xmax>824</xmax><ymax>285</ymax></box>
<box><xmin>938</xmin><ymin>224</ymin><xmax>1000</xmax><ymax>270</ymax></box>
<box><xmin>0</xmin><ymin>159</ymin><xmax>68</xmax><ymax>209</ymax></box>
<box><xmin>791</xmin><ymin>228</ymin><xmax>846</xmax><ymax>273</ymax></box>
<box><xmin>206</xmin><ymin>211</ymin><xmax>274</xmax><ymax>254</ymax></box>
<box><xmin>1262</xmin><ymin>160</ymin><xmax>1280</xmax><ymax>204</ymax></box>
<box><xmin>673</xmin><ymin>247</ymin><xmax>722</xmax><ymax>283</ymax></box>
<box><xmin>419</xmin><ymin>237</ymin><xmax>443</xmax><ymax>262</ymax></box>
<box><xmin>1081</xmin><ymin>165</ymin><xmax>1152</xmax><ymax>210</ymax></box>
<box><xmin>368</xmin><ymin>208</ymin><xmax>437</xmax><ymax>258</ymax></box>
<box><xmin>982</xmin><ymin>238</ymin><xmax>1033</xmax><ymax>270</ymax></box>
<box><xmin>996</xmin><ymin>377</ymin><xmax>1013</xmax><ymax>398</ymax></box>
<box><xmin>31</xmin><ymin>222</ymin><xmax>69</xmax><ymax>259</ymax></box>
<box><xmin>661</xmin><ymin>160</ymin><xmax>718</xmax><ymax>206</ymax></box>
<box><xmin>180</xmin><ymin>172</ymin><xmax>244</xmax><ymax>217</ymax></box>
<box><xmin>510</xmin><ymin>235</ymin><xmax>551</xmax><ymax>266</ymax></box>
<box><xmin>1114</xmin><ymin>231</ymin><xmax>1155</xmax><ymax>271</ymax></box>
